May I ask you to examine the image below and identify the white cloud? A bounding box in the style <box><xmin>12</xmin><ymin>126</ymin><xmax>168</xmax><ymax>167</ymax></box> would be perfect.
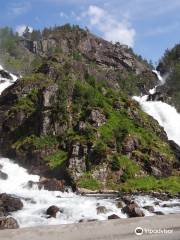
<box><xmin>9</xmin><ymin>2</ymin><xmax>31</xmax><ymax>16</ymax></box>
<box><xmin>16</xmin><ymin>25</ymin><xmax>33</xmax><ymax>36</ymax></box>
<box><xmin>85</xmin><ymin>5</ymin><xmax>136</xmax><ymax>47</ymax></box>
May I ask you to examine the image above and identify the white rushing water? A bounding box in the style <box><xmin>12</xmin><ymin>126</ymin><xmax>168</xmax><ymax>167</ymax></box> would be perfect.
<box><xmin>0</xmin><ymin>65</ymin><xmax>18</xmax><ymax>94</ymax></box>
<box><xmin>134</xmin><ymin>70</ymin><xmax>180</xmax><ymax>146</ymax></box>
<box><xmin>0</xmin><ymin>66</ymin><xmax>180</xmax><ymax>228</ymax></box>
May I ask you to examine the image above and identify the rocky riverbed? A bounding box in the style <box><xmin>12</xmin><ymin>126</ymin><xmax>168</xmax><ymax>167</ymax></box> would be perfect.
<box><xmin>0</xmin><ymin>157</ymin><xmax>180</xmax><ymax>230</ymax></box>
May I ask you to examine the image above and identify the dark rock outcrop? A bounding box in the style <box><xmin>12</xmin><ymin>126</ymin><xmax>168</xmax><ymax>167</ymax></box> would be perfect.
<box><xmin>46</xmin><ymin>205</ymin><xmax>60</xmax><ymax>218</ymax></box>
<box><xmin>108</xmin><ymin>214</ymin><xmax>120</xmax><ymax>220</ymax></box>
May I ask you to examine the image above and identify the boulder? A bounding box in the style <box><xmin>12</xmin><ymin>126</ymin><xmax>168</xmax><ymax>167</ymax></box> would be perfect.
<box><xmin>88</xmin><ymin>109</ymin><xmax>106</xmax><ymax>128</ymax></box>
<box><xmin>116</xmin><ymin>201</ymin><xmax>124</xmax><ymax>208</ymax></box>
<box><xmin>122</xmin><ymin>203</ymin><xmax>145</xmax><ymax>217</ymax></box>
<box><xmin>154</xmin><ymin>211</ymin><xmax>164</xmax><ymax>215</ymax></box>
<box><xmin>0</xmin><ymin>193</ymin><xmax>23</xmax><ymax>212</ymax></box>
<box><xmin>0</xmin><ymin>217</ymin><xmax>19</xmax><ymax>229</ymax></box>
<box><xmin>143</xmin><ymin>205</ymin><xmax>155</xmax><ymax>213</ymax></box>
<box><xmin>0</xmin><ymin>170</ymin><xmax>8</xmax><ymax>180</ymax></box>
<box><xmin>108</xmin><ymin>214</ymin><xmax>120</xmax><ymax>220</ymax></box>
<box><xmin>122</xmin><ymin>135</ymin><xmax>139</xmax><ymax>154</ymax></box>
<box><xmin>96</xmin><ymin>206</ymin><xmax>108</xmax><ymax>214</ymax></box>
<box><xmin>28</xmin><ymin>178</ymin><xmax>65</xmax><ymax>192</ymax></box>
<box><xmin>162</xmin><ymin>203</ymin><xmax>180</xmax><ymax>208</ymax></box>
<box><xmin>46</xmin><ymin>205</ymin><xmax>60</xmax><ymax>218</ymax></box>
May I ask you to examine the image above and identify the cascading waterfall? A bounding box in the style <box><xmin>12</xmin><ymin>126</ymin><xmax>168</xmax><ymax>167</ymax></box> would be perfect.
<box><xmin>0</xmin><ymin>65</ymin><xmax>180</xmax><ymax>228</ymax></box>
<box><xmin>133</xmin><ymin>70</ymin><xmax>180</xmax><ymax>146</ymax></box>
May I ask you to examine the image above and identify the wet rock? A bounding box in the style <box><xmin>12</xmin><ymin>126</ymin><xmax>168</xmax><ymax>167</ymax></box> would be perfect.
<box><xmin>88</xmin><ymin>109</ymin><xmax>106</xmax><ymax>128</ymax></box>
<box><xmin>96</xmin><ymin>206</ymin><xmax>108</xmax><ymax>214</ymax></box>
<box><xmin>28</xmin><ymin>178</ymin><xmax>65</xmax><ymax>192</ymax></box>
<box><xmin>0</xmin><ymin>170</ymin><xmax>8</xmax><ymax>180</ymax></box>
<box><xmin>0</xmin><ymin>207</ymin><xmax>6</xmax><ymax>217</ymax></box>
<box><xmin>79</xmin><ymin>219</ymin><xmax>97</xmax><ymax>223</ymax></box>
<box><xmin>46</xmin><ymin>205</ymin><xmax>60</xmax><ymax>218</ymax></box>
<box><xmin>116</xmin><ymin>201</ymin><xmax>124</xmax><ymax>208</ymax></box>
<box><xmin>154</xmin><ymin>211</ymin><xmax>164</xmax><ymax>215</ymax></box>
<box><xmin>121</xmin><ymin>196</ymin><xmax>133</xmax><ymax>205</ymax></box>
<box><xmin>122</xmin><ymin>203</ymin><xmax>145</xmax><ymax>218</ymax></box>
<box><xmin>0</xmin><ymin>217</ymin><xmax>19</xmax><ymax>229</ymax></box>
<box><xmin>162</xmin><ymin>203</ymin><xmax>180</xmax><ymax>208</ymax></box>
<box><xmin>0</xmin><ymin>193</ymin><xmax>23</xmax><ymax>212</ymax></box>
<box><xmin>108</xmin><ymin>214</ymin><xmax>120</xmax><ymax>220</ymax></box>
<box><xmin>0</xmin><ymin>70</ymin><xmax>13</xmax><ymax>80</ymax></box>
<box><xmin>143</xmin><ymin>205</ymin><xmax>155</xmax><ymax>213</ymax></box>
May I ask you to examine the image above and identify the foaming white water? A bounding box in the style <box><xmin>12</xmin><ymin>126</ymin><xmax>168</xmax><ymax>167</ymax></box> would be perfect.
<box><xmin>0</xmin><ymin>158</ymin><xmax>127</xmax><ymax>227</ymax></box>
<box><xmin>134</xmin><ymin>71</ymin><xmax>180</xmax><ymax>146</ymax></box>
<box><xmin>0</xmin><ymin>64</ymin><xmax>18</xmax><ymax>94</ymax></box>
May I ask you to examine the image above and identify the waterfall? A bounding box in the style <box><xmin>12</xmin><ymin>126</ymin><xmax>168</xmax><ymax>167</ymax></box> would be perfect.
<box><xmin>0</xmin><ymin>66</ymin><xmax>180</xmax><ymax>228</ymax></box>
<box><xmin>133</xmin><ymin>71</ymin><xmax>180</xmax><ymax>146</ymax></box>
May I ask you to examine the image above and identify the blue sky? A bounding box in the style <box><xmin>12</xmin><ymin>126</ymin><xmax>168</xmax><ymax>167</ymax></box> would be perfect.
<box><xmin>1</xmin><ymin>0</ymin><xmax>180</xmax><ymax>63</ymax></box>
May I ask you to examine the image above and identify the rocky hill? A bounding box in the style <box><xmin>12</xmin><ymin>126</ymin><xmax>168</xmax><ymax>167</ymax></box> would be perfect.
<box><xmin>0</xmin><ymin>25</ymin><xmax>179</xmax><ymax>193</ymax></box>
<box><xmin>157</xmin><ymin>44</ymin><xmax>180</xmax><ymax>112</ymax></box>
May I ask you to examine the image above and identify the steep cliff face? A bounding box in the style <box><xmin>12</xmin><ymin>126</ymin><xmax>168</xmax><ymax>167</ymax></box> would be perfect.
<box><xmin>157</xmin><ymin>44</ymin><xmax>180</xmax><ymax>112</ymax></box>
<box><xmin>0</xmin><ymin>25</ymin><xmax>179</xmax><ymax>192</ymax></box>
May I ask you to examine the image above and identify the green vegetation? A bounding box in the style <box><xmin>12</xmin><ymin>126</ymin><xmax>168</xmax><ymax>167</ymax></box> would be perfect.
<box><xmin>12</xmin><ymin>135</ymin><xmax>58</xmax><ymax>150</ymax></box>
<box><xmin>120</xmin><ymin>176</ymin><xmax>180</xmax><ymax>194</ymax></box>
<box><xmin>111</xmin><ymin>155</ymin><xmax>140</xmax><ymax>181</ymax></box>
<box><xmin>45</xmin><ymin>150</ymin><xmax>67</xmax><ymax>169</ymax></box>
<box><xmin>78</xmin><ymin>172</ymin><xmax>102</xmax><ymax>190</ymax></box>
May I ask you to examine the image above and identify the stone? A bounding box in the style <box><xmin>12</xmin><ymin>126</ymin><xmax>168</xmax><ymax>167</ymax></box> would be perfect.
<box><xmin>143</xmin><ymin>206</ymin><xmax>155</xmax><ymax>213</ymax></box>
<box><xmin>122</xmin><ymin>135</ymin><xmax>139</xmax><ymax>154</ymax></box>
<box><xmin>0</xmin><ymin>217</ymin><xmax>19</xmax><ymax>229</ymax></box>
<box><xmin>116</xmin><ymin>201</ymin><xmax>124</xmax><ymax>209</ymax></box>
<box><xmin>46</xmin><ymin>205</ymin><xmax>60</xmax><ymax>218</ymax></box>
<box><xmin>122</xmin><ymin>203</ymin><xmax>145</xmax><ymax>218</ymax></box>
<box><xmin>108</xmin><ymin>214</ymin><xmax>120</xmax><ymax>220</ymax></box>
<box><xmin>154</xmin><ymin>211</ymin><xmax>164</xmax><ymax>215</ymax></box>
<box><xmin>162</xmin><ymin>203</ymin><xmax>180</xmax><ymax>208</ymax></box>
<box><xmin>28</xmin><ymin>178</ymin><xmax>65</xmax><ymax>192</ymax></box>
<box><xmin>88</xmin><ymin>109</ymin><xmax>106</xmax><ymax>128</ymax></box>
<box><xmin>96</xmin><ymin>206</ymin><xmax>108</xmax><ymax>214</ymax></box>
<box><xmin>0</xmin><ymin>170</ymin><xmax>8</xmax><ymax>180</ymax></box>
<box><xmin>0</xmin><ymin>193</ymin><xmax>23</xmax><ymax>212</ymax></box>
<box><xmin>0</xmin><ymin>70</ymin><xmax>13</xmax><ymax>80</ymax></box>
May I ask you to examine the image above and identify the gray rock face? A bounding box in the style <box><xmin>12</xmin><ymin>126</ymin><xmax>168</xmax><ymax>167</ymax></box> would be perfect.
<box><xmin>122</xmin><ymin>135</ymin><xmax>139</xmax><ymax>154</ymax></box>
<box><xmin>88</xmin><ymin>109</ymin><xmax>106</xmax><ymax>128</ymax></box>
<box><xmin>68</xmin><ymin>142</ymin><xmax>87</xmax><ymax>181</ymax></box>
